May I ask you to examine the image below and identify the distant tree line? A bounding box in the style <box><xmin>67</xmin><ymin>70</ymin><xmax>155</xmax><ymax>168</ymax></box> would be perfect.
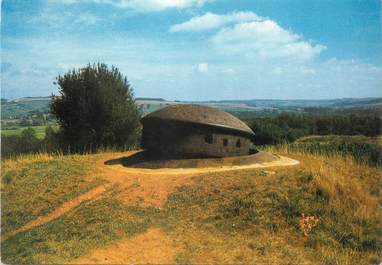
<box><xmin>248</xmin><ymin>112</ymin><xmax>381</xmax><ymax>145</ymax></box>
<box><xmin>1</xmin><ymin>126</ymin><xmax>60</xmax><ymax>157</ymax></box>
<box><xmin>3</xmin><ymin>110</ymin><xmax>380</xmax><ymax>158</ymax></box>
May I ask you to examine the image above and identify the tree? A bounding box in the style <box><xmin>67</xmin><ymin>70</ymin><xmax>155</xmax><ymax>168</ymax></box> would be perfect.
<box><xmin>50</xmin><ymin>63</ymin><xmax>141</xmax><ymax>152</ymax></box>
<box><xmin>19</xmin><ymin>128</ymin><xmax>41</xmax><ymax>153</ymax></box>
<box><xmin>42</xmin><ymin>125</ymin><xmax>60</xmax><ymax>153</ymax></box>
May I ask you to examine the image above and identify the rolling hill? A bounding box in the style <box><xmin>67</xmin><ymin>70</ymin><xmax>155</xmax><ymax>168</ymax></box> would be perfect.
<box><xmin>2</xmin><ymin>96</ymin><xmax>381</xmax><ymax>119</ymax></box>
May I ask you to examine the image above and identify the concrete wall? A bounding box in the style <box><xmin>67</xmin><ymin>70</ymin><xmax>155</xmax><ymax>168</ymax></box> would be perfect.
<box><xmin>141</xmin><ymin>120</ymin><xmax>252</xmax><ymax>158</ymax></box>
<box><xmin>169</xmin><ymin>133</ymin><xmax>251</xmax><ymax>157</ymax></box>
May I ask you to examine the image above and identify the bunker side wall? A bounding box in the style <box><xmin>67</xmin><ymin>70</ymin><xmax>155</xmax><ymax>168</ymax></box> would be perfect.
<box><xmin>174</xmin><ymin>133</ymin><xmax>251</xmax><ymax>157</ymax></box>
<box><xmin>141</xmin><ymin>120</ymin><xmax>251</xmax><ymax>157</ymax></box>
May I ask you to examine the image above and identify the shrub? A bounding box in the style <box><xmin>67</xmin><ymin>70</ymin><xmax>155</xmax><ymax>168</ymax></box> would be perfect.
<box><xmin>51</xmin><ymin>63</ymin><xmax>141</xmax><ymax>153</ymax></box>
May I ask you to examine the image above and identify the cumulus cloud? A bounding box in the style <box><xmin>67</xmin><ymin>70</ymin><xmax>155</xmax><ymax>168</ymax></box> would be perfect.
<box><xmin>2</xmin><ymin>34</ymin><xmax>382</xmax><ymax>99</ymax></box>
<box><xmin>197</xmin><ymin>62</ymin><xmax>208</xmax><ymax>73</ymax></box>
<box><xmin>171</xmin><ymin>12</ymin><xmax>325</xmax><ymax>61</ymax></box>
<box><xmin>170</xmin><ymin>11</ymin><xmax>263</xmax><ymax>32</ymax></box>
<box><xmin>210</xmin><ymin>20</ymin><xmax>326</xmax><ymax>61</ymax></box>
<box><xmin>59</xmin><ymin>0</ymin><xmax>212</xmax><ymax>12</ymax></box>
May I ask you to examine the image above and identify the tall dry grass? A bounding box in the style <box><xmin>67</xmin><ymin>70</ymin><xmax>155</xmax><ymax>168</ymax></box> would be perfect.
<box><xmin>263</xmin><ymin>137</ymin><xmax>381</xmax><ymax>167</ymax></box>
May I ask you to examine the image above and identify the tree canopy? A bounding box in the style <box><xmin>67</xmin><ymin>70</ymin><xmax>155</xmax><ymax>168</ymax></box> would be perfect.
<box><xmin>51</xmin><ymin>63</ymin><xmax>141</xmax><ymax>152</ymax></box>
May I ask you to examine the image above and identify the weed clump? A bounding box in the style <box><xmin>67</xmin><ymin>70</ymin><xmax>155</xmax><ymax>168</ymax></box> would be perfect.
<box><xmin>299</xmin><ymin>213</ymin><xmax>319</xmax><ymax>236</ymax></box>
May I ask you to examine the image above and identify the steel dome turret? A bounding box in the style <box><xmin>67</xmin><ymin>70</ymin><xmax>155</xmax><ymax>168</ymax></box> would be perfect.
<box><xmin>141</xmin><ymin>104</ymin><xmax>255</xmax><ymax>137</ymax></box>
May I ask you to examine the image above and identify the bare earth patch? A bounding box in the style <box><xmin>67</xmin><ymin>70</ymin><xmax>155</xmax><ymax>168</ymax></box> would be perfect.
<box><xmin>71</xmin><ymin>228</ymin><xmax>183</xmax><ymax>264</ymax></box>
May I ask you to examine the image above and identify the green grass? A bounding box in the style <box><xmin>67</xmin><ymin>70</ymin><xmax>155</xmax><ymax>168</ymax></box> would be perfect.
<box><xmin>1</xmin><ymin>150</ymin><xmax>381</xmax><ymax>264</ymax></box>
<box><xmin>1</xmin><ymin>154</ymin><xmax>105</xmax><ymax>235</ymax></box>
<box><xmin>1</xmin><ymin>124</ymin><xmax>59</xmax><ymax>139</ymax></box>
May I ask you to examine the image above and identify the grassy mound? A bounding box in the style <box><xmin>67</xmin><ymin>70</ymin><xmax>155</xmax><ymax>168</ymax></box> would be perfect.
<box><xmin>1</xmin><ymin>150</ymin><xmax>381</xmax><ymax>264</ymax></box>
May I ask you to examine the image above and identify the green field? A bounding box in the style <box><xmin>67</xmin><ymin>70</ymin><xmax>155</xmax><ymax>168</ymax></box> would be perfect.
<box><xmin>1</xmin><ymin>124</ymin><xmax>58</xmax><ymax>139</ymax></box>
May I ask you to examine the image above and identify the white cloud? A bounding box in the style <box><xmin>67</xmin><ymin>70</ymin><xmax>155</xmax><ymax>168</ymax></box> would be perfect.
<box><xmin>211</xmin><ymin>20</ymin><xmax>326</xmax><ymax>61</ymax></box>
<box><xmin>197</xmin><ymin>62</ymin><xmax>208</xmax><ymax>73</ymax></box>
<box><xmin>171</xmin><ymin>12</ymin><xmax>325</xmax><ymax>61</ymax></box>
<box><xmin>58</xmin><ymin>0</ymin><xmax>212</xmax><ymax>12</ymax></box>
<box><xmin>324</xmin><ymin>58</ymin><xmax>382</xmax><ymax>75</ymax></box>
<box><xmin>170</xmin><ymin>11</ymin><xmax>263</xmax><ymax>32</ymax></box>
<box><xmin>117</xmin><ymin>0</ymin><xmax>211</xmax><ymax>11</ymax></box>
<box><xmin>2</xmin><ymin>24</ymin><xmax>381</xmax><ymax>100</ymax></box>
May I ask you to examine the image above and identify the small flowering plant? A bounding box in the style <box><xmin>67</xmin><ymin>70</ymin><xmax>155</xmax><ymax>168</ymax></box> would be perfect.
<box><xmin>299</xmin><ymin>213</ymin><xmax>319</xmax><ymax>236</ymax></box>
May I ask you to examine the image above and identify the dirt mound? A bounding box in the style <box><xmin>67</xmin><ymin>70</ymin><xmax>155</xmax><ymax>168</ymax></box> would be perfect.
<box><xmin>105</xmin><ymin>151</ymin><xmax>280</xmax><ymax>169</ymax></box>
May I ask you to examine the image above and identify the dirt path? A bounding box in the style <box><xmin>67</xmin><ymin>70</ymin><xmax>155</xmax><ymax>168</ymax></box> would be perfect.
<box><xmin>2</xmin><ymin>183</ymin><xmax>111</xmax><ymax>241</ymax></box>
<box><xmin>2</xmin><ymin>152</ymin><xmax>298</xmax><ymax>244</ymax></box>
<box><xmin>71</xmin><ymin>228</ymin><xmax>183</xmax><ymax>264</ymax></box>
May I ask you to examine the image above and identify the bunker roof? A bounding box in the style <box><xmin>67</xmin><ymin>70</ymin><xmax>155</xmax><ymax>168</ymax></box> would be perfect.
<box><xmin>141</xmin><ymin>104</ymin><xmax>255</xmax><ymax>137</ymax></box>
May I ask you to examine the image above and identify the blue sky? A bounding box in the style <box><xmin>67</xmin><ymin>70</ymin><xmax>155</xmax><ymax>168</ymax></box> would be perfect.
<box><xmin>1</xmin><ymin>0</ymin><xmax>381</xmax><ymax>100</ymax></box>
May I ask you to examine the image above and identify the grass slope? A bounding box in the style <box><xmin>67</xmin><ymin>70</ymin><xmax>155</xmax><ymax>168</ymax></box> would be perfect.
<box><xmin>167</xmin><ymin>153</ymin><xmax>381</xmax><ymax>264</ymax></box>
<box><xmin>1</xmin><ymin>150</ymin><xmax>381</xmax><ymax>264</ymax></box>
<box><xmin>1</xmin><ymin>154</ymin><xmax>105</xmax><ymax>235</ymax></box>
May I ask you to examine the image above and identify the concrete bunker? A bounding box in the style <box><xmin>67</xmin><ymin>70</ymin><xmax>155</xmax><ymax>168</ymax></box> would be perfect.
<box><xmin>140</xmin><ymin>104</ymin><xmax>256</xmax><ymax>158</ymax></box>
